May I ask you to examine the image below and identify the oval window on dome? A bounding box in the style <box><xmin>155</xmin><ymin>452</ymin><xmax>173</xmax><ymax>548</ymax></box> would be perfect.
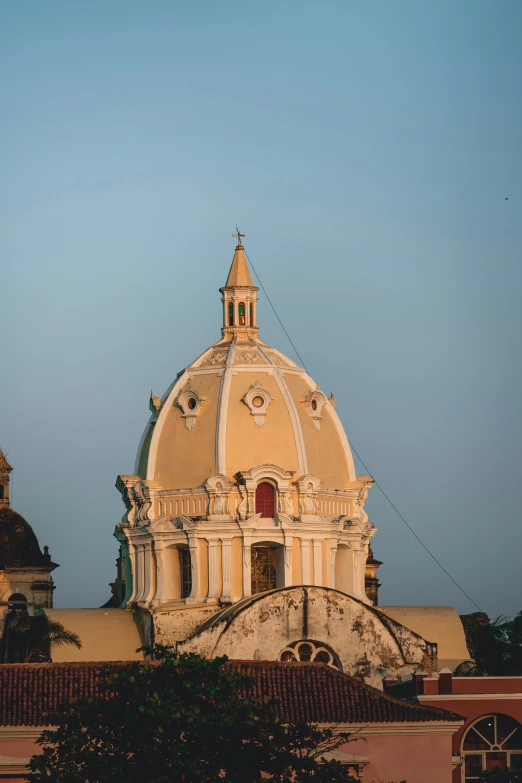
<box><xmin>252</xmin><ymin>395</ymin><xmax>264</xmax><ymax>408</ymax></box>
<box><xmin>187</xmin><ymin>397</ymin><xmax>197</xmax><ymax>411</ymax></box>
<box><xmin>311</xmin><ymin>399</ymin><xmax>317</xmax><ymax>411</ymax></box>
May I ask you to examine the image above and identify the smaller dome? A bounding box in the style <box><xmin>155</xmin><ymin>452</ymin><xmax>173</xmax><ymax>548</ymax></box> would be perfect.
<box><xmin>0</xmin><ymin>507</ymin><xmax>55</xmax><ymax>569</ymax></box>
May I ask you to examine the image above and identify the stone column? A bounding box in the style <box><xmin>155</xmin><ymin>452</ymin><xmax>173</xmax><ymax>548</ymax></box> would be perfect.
<box><xmin>242</xmin><ymin>535</ymin><xmax>252</xmax><ymax>598</ymax></box>
<box><xmin>151</xmin><ymin>541</ymin><xmax>165</xmax><ymax>605</ymax></box>
<box><xmin>141</xmin><ymin>542</ymin><xmax>151</xmax><ymax>604</ymax></box>
<box><xmin>352</xmin><ymin>542</ymin><xmax>369</xmax><ymax>603</ymax></box>
<box><xmin>312</xmin><ymin>540</ymin><xmax>323</xmax><ymax>586</ymax></box>
<box><xmin>328</xmin><ymin>541</ymin><xmax>337</xmax><ymax>589</ymax></box>
<box><xmin>126</xmin><ymin>540</ymin><xmax>138</xmax><ymax>604</ymax></box>
<box><xmin>221</xmin><ymin>539</ymin><xmax>233</xmax><ymax>601</ymax></box>
<box><xmin>143</xmin><ymin>543</ymin><xmax>156</xmax><ymax>605</ymax></box>
<box><xmin>134</xmin><ymin>545</ymin><xmax>145</xmax><ymax>603</ymax></box>
<box><xmin>207</xmin><ymin>540</ymin><xmax>219</xmax><ymax>603</ymax></box>
<box><xmin>186</xmin><ymin>540</ymin><xmax>202</xmax><ymax>604</ymax></box>
<box><xmin>284</xmin><ymin>537</ymin><xmax>293</xmax><ymax>587</ymax></box>
<box><xmin>121</xmin><ymin>541</ymin><xmax>133</xmax><ymax>607</ymax></box>
<box><xmin>301</xmin><ymin>539</ymin><xmax>311</xmax><ymax>584</ymax></box>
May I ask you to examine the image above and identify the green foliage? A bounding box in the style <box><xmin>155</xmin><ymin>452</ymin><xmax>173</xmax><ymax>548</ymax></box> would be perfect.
<box><xmin>8</xmin><ymin>608</ymin><xmax>81</xmax><ymax>663</ymax></box>
<box><xmin>456</xmin><ymin>611</ymin><xmax>522</xmax><ymax>676</ymax></box>
<box><xmin>478</xmin><ymin>768</ymin><xmax>522</xmax><ymax>782</ymax></box>
<box><xmin>29</xmin><ymin>645</ymin><xmax>360</xmax><ymax>782</ymax></box>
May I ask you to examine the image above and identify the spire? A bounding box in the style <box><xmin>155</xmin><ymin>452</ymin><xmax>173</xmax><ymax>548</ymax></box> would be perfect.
<box><xmin>0</xmin><ymin>450</ymin><xmax>12</xmax><ymax>473</ymax></box>
<box><xmin>226</xmin><ymin>238</ymin><xmax>254</xmax><ymax>287</ymax></box>
<box><xmin>219</xmin><ymin>231</ymin><xmax>259</xmax><ymax>338</ymax></box>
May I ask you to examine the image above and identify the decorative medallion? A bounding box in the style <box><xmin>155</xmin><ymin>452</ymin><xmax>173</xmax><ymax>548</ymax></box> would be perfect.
<box><xmin>175</xmin><ymin>382</ymin><xmax>208</xmax><ymax>430</ymax></box>
<box><xmin>301</xmin><ymin>385</ymin><xmax>327</xmax><ymax>429</ymax></box>
<box><xmin>241</xmin><ymin>380</ymin><xmax>274</xmax><ymax>426</ymax></box>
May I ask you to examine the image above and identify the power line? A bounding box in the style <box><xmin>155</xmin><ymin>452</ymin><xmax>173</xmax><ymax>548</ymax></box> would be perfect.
<box><xmin>243</xmin><ymin>248</ymin><xmax>309</xmax><ymax>373</ymax></box>
<box><xmin>244</xmin><ymin>244</ymin><xmax>484</xmax><ymax>613</ymax></box>
<box><xmin>347</xmin><ymin>442</ymin><xmax>483</xmax><ymax>613</ymax></box>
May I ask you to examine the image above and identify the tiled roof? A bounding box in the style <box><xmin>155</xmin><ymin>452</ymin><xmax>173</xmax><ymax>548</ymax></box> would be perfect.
<box><xmin>0</xmin><ymin>659</ymin><xmax>463</xmax><ymax>727</ymax></box>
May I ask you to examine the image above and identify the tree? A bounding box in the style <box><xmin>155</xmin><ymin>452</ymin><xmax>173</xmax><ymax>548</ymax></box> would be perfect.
<box><xmin>456</xmin><ymin>612</ymin><xmax>522</xmax><ymax>676</ymax></box>
<box><xmin>478</xmin><ymin>768</ymin><xmax>522</xmax><ymax>782</ymax></box>
<box><xmin>29</xmin><ymin>646</ymin><xmax>364</xmax><ymax>782</ymax></box>
<box><xmin>1</xmin><ymin>606</ymin><xmax>81</xmax><ymax>663</ymax></box>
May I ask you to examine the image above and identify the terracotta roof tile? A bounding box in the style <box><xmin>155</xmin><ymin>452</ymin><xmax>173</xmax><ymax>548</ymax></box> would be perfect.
<box><xmin>0</xmin><ymin>659</ymin><xmax>463</xmax><ymax>727</ymax></box>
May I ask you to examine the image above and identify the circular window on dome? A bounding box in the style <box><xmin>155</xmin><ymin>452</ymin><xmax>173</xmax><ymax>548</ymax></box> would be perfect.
<box><xmin>278</xmin><ymin>640</ymin><xmax>341</xmax><ymax>670</ymax></box>
<box><xmin>252</xmin><ymin>395</ymin><xmax>264</xmax><ymax>408</ymax></box>
<box><xmin>187</xmin><ymin>397</ymin><xmax>197</xmax><ymax>411</ymax></box>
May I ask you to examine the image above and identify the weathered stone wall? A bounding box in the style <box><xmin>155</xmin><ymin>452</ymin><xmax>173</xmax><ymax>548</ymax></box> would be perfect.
<box><xmin>175</xmin><ymin>586</ymin><xmax>437</xmax><ymax>688</ymax></box>
<box><xmin>149</xmin><ymin>604</ymin><xmax>220</xmax><ymax>648</ymax></box>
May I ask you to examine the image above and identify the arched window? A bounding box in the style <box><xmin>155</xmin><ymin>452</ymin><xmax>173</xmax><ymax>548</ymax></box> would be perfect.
<box><xmin>462</xmin><ymin>714</ymin><xmax>522</xmax><ymax>780</ymax></box>
<box><xmin>179</xmin><ymin>549</ymin><xmax>192</xmax><ymax>599</ymax></box>
<box><xmin>238</xmin><ymin>302</ymin><xmax>246</xmax><ymax>326</ymax></box>
<box><xmin>249</xmin><ymin>302</ymin><xmax>254</xmax><ymax>325</ymax></box>
<box><xmin>279</xmin><ymin>640</ymin><xmax>341</xmax><ymax>670</ymax></box>
<box><xmin>228</xmin><ymin>302</ymin><xmax>234</xmax><ymax>326</ymax></box>
<box><xmin>256</xmin><ymin>482</ymin><xmax>275</xmax><ymax>518</ymax></box>
<box><xmin>251</xmin><ymin>546</ymin><xmax>277</xmax><ymax>594</ymax></box>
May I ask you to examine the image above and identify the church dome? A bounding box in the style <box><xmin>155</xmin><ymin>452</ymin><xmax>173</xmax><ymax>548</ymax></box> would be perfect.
<box><xmin>0</xmin><ymin>507</ymin><xmax>52</xmax><ymax>569</ymax></box>
<box><xmin>136</xmin><ymin>241</ymin><xmax>356</xmax><ymax>493</ymax></box>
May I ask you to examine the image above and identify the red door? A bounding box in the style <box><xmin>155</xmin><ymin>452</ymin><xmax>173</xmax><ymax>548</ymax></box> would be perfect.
<box><xmin>256</xmin><ymin>482</ymin><xmax>275</xmax><ymax>518</ymax></box>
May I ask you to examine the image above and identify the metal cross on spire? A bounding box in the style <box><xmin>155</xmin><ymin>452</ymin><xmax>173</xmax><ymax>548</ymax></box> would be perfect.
<box><xmin>233</xmin><ymin>226</ymin><xmax>245</xmax><ymax>246</ymax></box>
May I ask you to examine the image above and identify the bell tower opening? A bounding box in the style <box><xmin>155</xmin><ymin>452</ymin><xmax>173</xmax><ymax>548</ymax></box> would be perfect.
<box><xmin>251</xmin><ymin>545</ymin><xmax>278</xmax><ymax>594</ymax></box>
<box><xmin>256</xmin><ymin>482</ymin><xmax>275</xmax><ymax>518</ymax></box>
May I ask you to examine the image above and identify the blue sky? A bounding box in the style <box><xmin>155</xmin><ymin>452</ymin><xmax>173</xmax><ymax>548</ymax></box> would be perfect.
<box><xmin>1</xmin><ymin>1</ymin><xmax>521</xmax><ymax>615</ymax></box>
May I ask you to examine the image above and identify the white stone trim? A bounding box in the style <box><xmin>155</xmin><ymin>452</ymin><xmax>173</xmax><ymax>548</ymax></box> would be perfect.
<box><xmin>215</xmin><ymin>340</ymin><xmax>237</xmax><ymax>475</ymax></box>
<box><xmin>146</xmin><ymin>371</ymin><xmax>191</xmax><ymax>480</ymax></box>
<box><xmin>301</xmin><ymin>371</ymin><xmax>356</xmax><ymax>483</ymax></box>
<box><xmin>255</xmin><ymin>343</ymin><xmax>308</xmax><ymax>475</ymax></box>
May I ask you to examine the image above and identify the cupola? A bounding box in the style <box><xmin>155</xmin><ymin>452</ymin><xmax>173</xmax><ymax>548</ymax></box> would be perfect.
<box><xmin>219</xmin><ymin>231</ymin><xmax>259</xmax><ymax>340</ymax></box>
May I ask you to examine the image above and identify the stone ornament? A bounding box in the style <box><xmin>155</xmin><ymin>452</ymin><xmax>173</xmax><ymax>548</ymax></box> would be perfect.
<box><xmin>205</xmin><ymin>474</ymin><xmax>234</xmax><ymax>518</ymax></box>
<box><xmin>235</xmin><ymin>350</ymin><xmax>257</xmax><ymax>363</ymax></box>
<box><xmin>301</xmin><ymin>385</ymin><xmax>327</xmax><ymax>429</ymax></box>
<box><xmin>294</xmin><ymin>474</ymin><xmax>322</xmax><ymax>518</ymax></box>
<box><xmin>241</xmin><ymin>380</ymin><xmax>274</xmax><ymax>426</ymax></box>
<box><xmin>116</xmin><ymin>476</ymin><xmax>153</xmax><ymax>527</ymax></box>
<box><xmin>207</xmin><ymin>351</ymin><xmax>227</xmax><ymax>365</ymax></box>
<box><xmin>175</xmin><ymin>382</ymin><xmax>208</xmax><ymax>430</ymax></box>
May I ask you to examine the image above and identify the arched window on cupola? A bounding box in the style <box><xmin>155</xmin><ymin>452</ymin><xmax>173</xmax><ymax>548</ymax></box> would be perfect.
<box><xmin>249</xmin><ymin>302</ymin><xmax>254</xmax><ymax>325</ymax></box>
<box><xmin>228</xmin><ymin>302</ymin><xmax>234</xmax><ymax>326</ymax></box>
<box><xmin>238</xmin><ymin>302</ymin><xmax>246</xmax><ymax>326</ymax></box>
<box><xmin>256</xmin><ymin>482</ymin><xmax>275</xmax><ymax>518</ymax></box>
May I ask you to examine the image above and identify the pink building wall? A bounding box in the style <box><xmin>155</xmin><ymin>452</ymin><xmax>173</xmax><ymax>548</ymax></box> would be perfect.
<box><xmin>339</xmin><ymin>732</ymin><xmax>454</xmax><ymax>782</ymax></box>
<box><xmin>1</xmin><ymin>729</ymin><xmax>457</xmax><ymax>782</ymax></box>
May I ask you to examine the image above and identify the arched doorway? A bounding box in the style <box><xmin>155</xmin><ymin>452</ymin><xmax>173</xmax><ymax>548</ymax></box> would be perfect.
<box><xmin>256</xmin><ymin>482</ymin><xmax>275</xmax><ymax>518</ymax></box>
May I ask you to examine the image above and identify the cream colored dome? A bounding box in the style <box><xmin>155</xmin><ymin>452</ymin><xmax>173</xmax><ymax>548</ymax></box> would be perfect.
<box><xmin>136</xmin><ymin>334</ymin><xmax>356</xmax><ymax>491</ymax></box>
<box><xmin>116</xmin><ymin>238</ymin><xmax>375</xmax><ymax>614</ymax></box>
